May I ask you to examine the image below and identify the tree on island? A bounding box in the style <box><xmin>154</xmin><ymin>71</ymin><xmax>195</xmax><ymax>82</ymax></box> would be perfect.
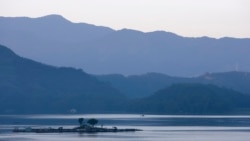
<box><xmin>78</xmin><ymin>118</ymin><xmax>84</xmax><ymax>126</ymax></box>
<box><xmin>87</xmin><ymin>118</ymin><xmax>98</xmax><ymax>127</ymax></box>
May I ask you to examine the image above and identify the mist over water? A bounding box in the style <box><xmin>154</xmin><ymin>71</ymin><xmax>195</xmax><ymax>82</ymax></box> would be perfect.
<box><xmin>1</xmin><ymin>114</ymin><xmax>250</xmax><ymax>141</ymax></box>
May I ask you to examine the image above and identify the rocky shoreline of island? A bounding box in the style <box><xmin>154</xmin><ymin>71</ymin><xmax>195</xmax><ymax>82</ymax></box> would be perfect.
<box><xmin>13</xmin><ymin>126</ymin><xmax>142</xmax><ymax>133</ymax></box>
<box><xmin>13</xmin><ymin>118</ymin><xmax>142</xmax><ymax>133</ymax></box>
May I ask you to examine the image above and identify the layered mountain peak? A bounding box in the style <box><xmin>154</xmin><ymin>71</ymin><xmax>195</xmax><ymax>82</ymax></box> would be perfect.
<box><xmin>0</xmin><ymin>44</ymin><xmax>19</xmax><ymax>62</ymax></box>
<box><xmin>0</xmin><ymin>44</ymin><xmax>126</xmax><ymax>114</ymax></box>
<box><xmin>0</xmin><ymin>15</ymin><xmax>250</xmax><ymax>76</ymax></box>
<box><xmin>0</xmin><ymin>44</ymin><xmax>15</xmax><ymax>55</ymax></box>
<box><xmin>35</xmin><ymin>14</ymin><xmax>72</xmax><ymax>25</ymax></box>
<box><xmin>38</xmin><ymin>14</ymin><xmax>67</xmax><ymax>20</ymax></box>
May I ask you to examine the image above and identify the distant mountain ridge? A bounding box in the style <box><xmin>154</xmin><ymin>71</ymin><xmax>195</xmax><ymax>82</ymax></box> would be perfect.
<box><xmin>1</xmin><ymin>44</ymin><xmax>250</xmax><ymax>114</ymax></box>
<box><xmin>97</xmin><ymin>73</ymin><xmax>189</xmax><ymax>98</ymax></box>
<box><xmin>97</xmin><ymin>71</ymin><xmax>250</xmax><ymax>98</ymax></box>
<box><xmin>1</xmin><ymin>15</ymin><xmax>250</xmax><ymax>76</ymax></box>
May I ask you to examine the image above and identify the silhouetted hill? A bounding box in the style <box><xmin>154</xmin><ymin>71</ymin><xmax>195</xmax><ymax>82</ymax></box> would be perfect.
<box><xmin>1</xmin><ymin>15</ymin><xmax>250</xmax><ymax>76</ymax></box>
<box><xmin>97</xmin><ymin>73</ymin><xmax>190</xmax><ymax>98</ymax></box>
<box><xmin>0</xmin><ymin>44</ymin><xmax>126</xmax><ymax>114</ymax></box>
<box><xmin>97</xmin><ymin>72</ymin><xmax>250</xmax><ymax>98</ymax></box>
<box><xmin>128</xmin><ymin>84</ymin><xmax>250</xmax><ymax>114</ymax></box>
<box><xmin>197</xmin><ymin>72</ymin><xmax>250</xmax><ymax>95</ymax></box>
<box><xmin>2</xmin><ymin>45</ymin><xmax>250</xmax><ymax>114</ymax></box>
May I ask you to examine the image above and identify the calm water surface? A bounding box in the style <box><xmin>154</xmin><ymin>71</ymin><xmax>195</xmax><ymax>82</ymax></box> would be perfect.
<box><xmin>1</xmin><ymin>114</ymin><xmax>250</xmax><ymax>141</ymax></box>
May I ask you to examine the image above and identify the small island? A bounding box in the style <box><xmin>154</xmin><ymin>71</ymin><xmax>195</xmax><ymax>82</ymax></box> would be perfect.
<box><xmin>13</xmin><ymin>118</ymin><xmax>142</xmax><ymax>133</ymax></box>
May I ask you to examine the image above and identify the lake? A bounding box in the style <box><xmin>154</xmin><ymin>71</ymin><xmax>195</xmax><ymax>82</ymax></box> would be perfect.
<box><xmin>1</xmin><ymin>114</ymin><xmax>250</xmax><ymax>141</ymax></box>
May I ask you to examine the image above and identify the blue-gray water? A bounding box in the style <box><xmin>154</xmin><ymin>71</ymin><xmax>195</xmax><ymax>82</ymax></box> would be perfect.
<box><xmin>1</xmin><ymin>114</ymin><xmax>250</xmax><ymax>141</ymax></box>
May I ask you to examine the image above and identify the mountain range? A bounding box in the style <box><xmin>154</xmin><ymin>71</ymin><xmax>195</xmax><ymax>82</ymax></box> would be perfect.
<box><xmin>128</xmin><ymin>83</ymin><xmax>250</xmax><ymax>114</ymax></box>
<box><xmin>97</xmin><ymin>71</ymin><xmax>250</xmax><ymax>98</ymax></box>
<box><xmin>1</xmin><ymin>15</ymin><xmax>250</xmax><ymax>76</ymax></box>
<box><xmin>0</xmin><ymin>44</ymin><xmax>126</xmax><ymax>114</ymax></box>
<box><xmin>1</xmin><ymin>44</ymin><xmax>250</xmax><ymax>114</ymax></box>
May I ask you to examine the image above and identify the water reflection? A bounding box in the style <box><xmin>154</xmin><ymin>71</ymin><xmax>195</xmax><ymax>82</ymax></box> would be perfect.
<box><xmin>1</xmin><ymin>114</ymin><xmax>250</xmax><ymax>141</ymax></box>
<box><xmin>2</xmin><ymin>114</ymin><xmax>250</xmax><ymax>119</ymax></box>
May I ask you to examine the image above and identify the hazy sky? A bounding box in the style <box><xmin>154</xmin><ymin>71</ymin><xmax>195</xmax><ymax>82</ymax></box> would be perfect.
<box><xmin>1</xmin><ymin>0</ymin><xmax>250</xmax><ymax>38</ymax></box>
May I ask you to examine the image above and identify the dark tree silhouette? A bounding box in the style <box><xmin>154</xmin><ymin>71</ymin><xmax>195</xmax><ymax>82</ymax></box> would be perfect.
<box><xmin>87</xmin><ymin>118</ymin><xmax>98</xmax><ymax>127</ymax></box>
<box><xmin>78</xmin><ymin>118</ymin><xmax>84</xmax><ymax>126</ymax></box>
